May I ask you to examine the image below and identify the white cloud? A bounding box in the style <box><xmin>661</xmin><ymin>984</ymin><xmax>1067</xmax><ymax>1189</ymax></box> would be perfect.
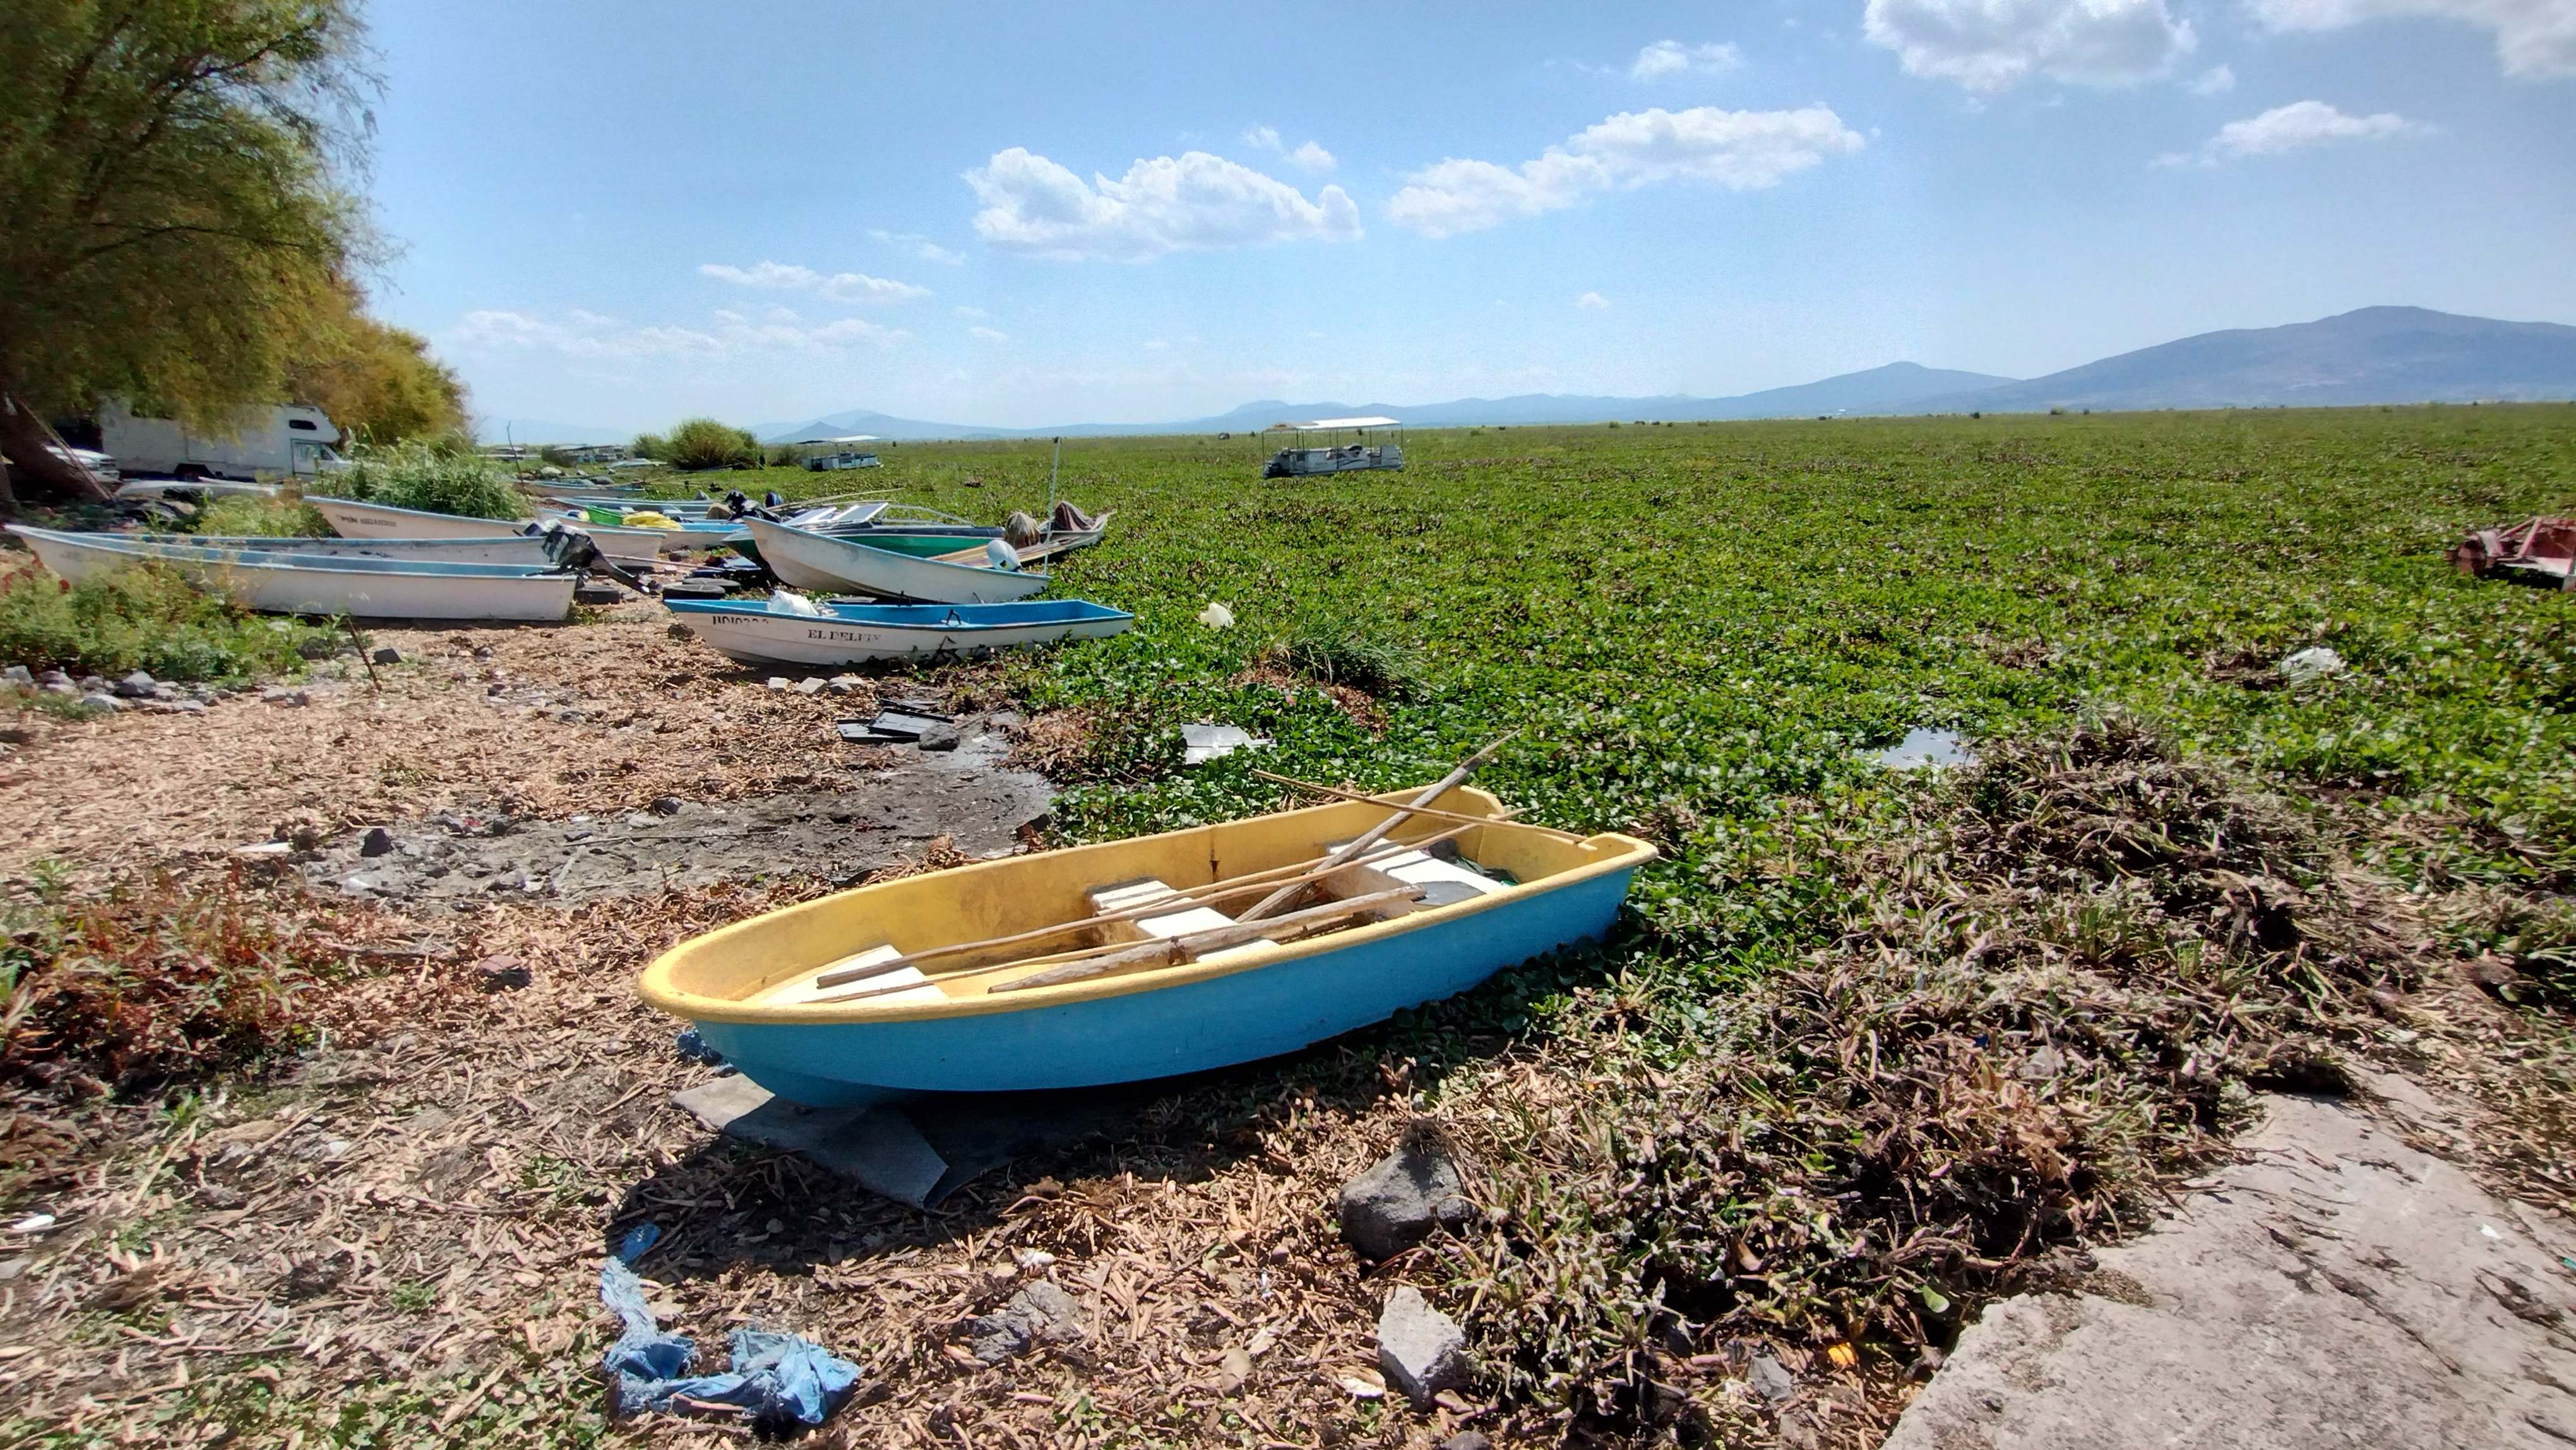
<box><xmin>1243</xmin><ymin>124</ymin><xmax>1282</xmax><ymax>151</ymax></box>
<box><xmin>1577</xmin><ymin>291</ymin><xmax>1609</xmax><ymax>308</ymax></box>
<box><xmin>2155</xmin><ymin>99</ymin><xmax>2424</xmax><ymax>164</ymax></box>
<box><xmin>697</xmin><ymin>261</ymin><xmax>817</xmax><ymax>290</ymax></box>
<box><xmin>869</xmin><ymin>230</ymin><xmax>965</xmax><ymax>265</ymax></box>
<box><xmin>1863</xmin><ymin>0</ymin><xmax>2195</xmax><ymax>93</ymax></box>
<box><xmin>699</xmin><ymin>260</ymin><xmax>931</xmax><ymax>303</ymax></box>
<box><xmin>2190</xmin><ymin>62</ymin><xmax>2238</xmax><ymax>92</ymax></box>
<box><xmin>1631</xmin><ymin>40</ymin><xmax>1745</xmax><ymax>78</ymax></box>
<box><xmin>954</xmin><ymin>305</ymin><xmax>988</xmax><ymax>318</ymax></box>
<box><xmin>1385</xmin><ymin>105</ymin><xmax>1864</xmax><ymax>237</ymax></box>
<box><xmin>451</xmin><ymin>306</ymin><xmax>906</xmax><ymax>360</ymax></box>
<box><xmin>2248</xmin><ymin>0</ymin><xmax>2576</xmax><ymax>78</ymax></box>
<box><xmin>969</xmin><ymin>325</ymin><xmax>1008</xmax><ymax>341</ymax></box>
<box><xmin>965</xmin><ymin>147</ymin><xmax>1363</xmax><ymax>261</ymax></box>
<box><xmin>1288</xmin><ymin>140</ymin><xmax>1337</xmax><ymax>172</ymax></box>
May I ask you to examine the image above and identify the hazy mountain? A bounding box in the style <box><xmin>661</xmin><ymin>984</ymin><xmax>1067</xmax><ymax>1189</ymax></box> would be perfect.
<box><xmin>749</xmin><ymin>362</ymin><xmax>2019</xmax><ymax>441</ymax></box>
<box><xmin>548</xmin><ymin>308</ymin><xmax>2576</xmax><ymax>445</ymax></box>
<box><xmin>1915</xmin><ymin>307</ymin><xmax>2576</xmax><ymax>414</ymax></box>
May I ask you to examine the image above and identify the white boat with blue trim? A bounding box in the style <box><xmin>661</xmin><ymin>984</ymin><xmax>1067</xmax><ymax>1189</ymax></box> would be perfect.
<box><xmin>7</xmin><ymin>525</ymin><xmax>576</xmax><ymax>621</ymax></box>
<box><xmin>663</xmin><ymin>594</ymin><xmax>1133</xmax><ymax>667</ymax></box>
<box><xmin>742</xmin><ymin>517</ymin><xmax>1053</xmax><ymax>604</ymax></box>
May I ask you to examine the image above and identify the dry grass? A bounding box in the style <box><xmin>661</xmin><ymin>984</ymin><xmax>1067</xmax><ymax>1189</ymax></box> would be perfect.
<box><xmin>0</xmin><ymin>601</ymin><xmax>891</xmax><ymax>885</ymax></box>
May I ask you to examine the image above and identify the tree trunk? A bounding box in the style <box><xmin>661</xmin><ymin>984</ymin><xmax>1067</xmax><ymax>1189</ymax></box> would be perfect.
<box><xmin>0</xmin><ymin>395</ymin><xmax>114</xmax><ymax>504</ymax></box>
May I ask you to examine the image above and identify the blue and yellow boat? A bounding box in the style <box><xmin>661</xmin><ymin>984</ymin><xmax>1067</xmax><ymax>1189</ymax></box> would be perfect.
<box><xmin>637</xmin><ymin>786</ymin><xmax>1652</xmax><ymax>1106</ymax></box>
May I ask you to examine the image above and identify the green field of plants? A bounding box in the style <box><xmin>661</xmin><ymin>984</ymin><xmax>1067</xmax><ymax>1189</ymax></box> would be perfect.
<box><xmin>738</xmin><ymin>406</ymin><xmax>2576</xmax><ymax>886</ymax></box>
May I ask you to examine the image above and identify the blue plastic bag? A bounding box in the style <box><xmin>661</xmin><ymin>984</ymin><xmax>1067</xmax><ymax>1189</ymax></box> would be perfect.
<box><xmin>598</xmin><ymin>1228</ymin><xmax>859</xmax><ymax>1428</ymax></box>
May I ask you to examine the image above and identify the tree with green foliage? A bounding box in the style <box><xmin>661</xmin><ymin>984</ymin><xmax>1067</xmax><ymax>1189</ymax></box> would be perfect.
<box><xmin>285</xmin><ymin>284</ymin><xmax>467</xmax><ymax>445</ymax></box>
<box><xmin>0</xmin><ymin>0</ymin><xmax>374</xmax><ymax>508</ymax></box>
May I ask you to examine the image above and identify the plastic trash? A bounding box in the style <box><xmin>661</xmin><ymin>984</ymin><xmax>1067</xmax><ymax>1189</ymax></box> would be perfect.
<box><xmin>766</xmin><ymin>590</ymin><xmax>823</xmax><ymax>617</ymax></box>
<box><xmin>984</xmin><ymin>537</ymin><xmax>1019</xmax><ymax>571</ymax></box>
<box><xmin>674</xmin><ymin>1029</ymin><xmax>727</xmax><ymax>1067</ymax></box>
<box><xmin>1197</xmin><ymin>601</ymin><xmax>1235</xmax><ymax>629</ymax></box>
<box><xmin>599</xmin><ymin>1228</ymin><xmax>859</xmax><ymax>1429</ymax></box>
<box><xmin>2279</xmin><ymin>646</ymin><xmax>2345</xmax><ymax>685</ymax></box>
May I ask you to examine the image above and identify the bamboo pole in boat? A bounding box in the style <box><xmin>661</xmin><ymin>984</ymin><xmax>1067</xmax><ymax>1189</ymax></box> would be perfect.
<box><xmin>809</xmin><ymin>819</ymin><xmax>1491</xmax><ymax>991</ymax></box>
<box><xmin>1248</xmin><ymin>769</ymin><xmax>1580</xmax><ymax>838</ymax></box>
<box><xmin>815</xmin><ymin>884</ymin><xmax>1429</xmax><ymax>1006</ymax></box>
<box><xmin>1235</xmin><ymin>733</ymin><xmax>1515</xmax><ymax>924</ymax></box>
<box><xmin>984</xmin><ymin>885</ymin><xmax>1425</xmax><ymax>995</ymax></box>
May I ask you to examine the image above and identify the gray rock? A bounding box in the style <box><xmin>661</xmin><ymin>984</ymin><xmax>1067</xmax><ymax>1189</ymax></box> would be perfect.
<box><xmin>1440</xmin><ymin>1434</ymin><xmax>1494</xmax><ymax>1450</ymax></box>
<box><xmin>114</xmin><ymin>670</ymin><xmax>155</xmax><ymax>697</ymax></box>
<box><xmin>1749</xmin><ymin>1353</ymin><xmax>1796</xmax><ymax>1404</ymax></box>
<box><xmin>766</xmin><ymin>677</ymin><xmax>791</xmax><ymax>691</ymax></box>
<box><xmin>35</xmin><ymin>669</ymin><xmax>68</xmax><ymax>686</ymax></box>
<box><xmin>917</xmin><ymin>723</ymin><xmax>962</xmax><ymax>752</ymax></box>
<box><xmin>370</xmin><ymin>647</ymin><xmax>401</xmax><ymax>665</ymax></box>
<box><xmin>360</xmin><ymin>827</ymin><xmax>395</xmax><ymax>858</ymax></box>
<box><xmin>80</xmin><ymin>692</ymin><xmax>128</xmax><ymax>712</ymax></box>
<box><xmin>261</xmin><ymin>687</ymin><xmax>309</xmax><ymax>707</ymax></box>
<box><xmin>2</xmin><ymin>665</ymin><xmax>30</xmax><ymax>685</ymax></box>
<box><xmin>76</xmin><ymin>675</ymin><xmax>107</xmax><ymax>693</ymax></box>
<box><xmin>968</xmin><ymin>1281</ymin><xmax>1088</xmax><ymax>1363</ymax></box>
<box><xmin>1376</xmin><ymin>1286</ymin><xmax>1469</xmax><ymax>1406</ymax></box>
<box><xmin>795</xmin><ymin>676</ymin><xmax>827</xmax><ymax>695</ymax></box>
<box><xmin>648</xmin><ymin>796</ymin><xmax>684</xmax><ymax>816</ymax></box>
<box><xmin>1339</xmin><ymin>1134</ymin><xmax>1475</xmax><ymax>1261</ymax></box>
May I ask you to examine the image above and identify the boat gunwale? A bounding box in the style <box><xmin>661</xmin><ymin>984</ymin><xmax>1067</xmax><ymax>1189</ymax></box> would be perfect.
<box><xmin>636</xmin><ymin>788</ymin><xmax>1654</xmax><ymax>1026</ymax></box>
<box><xmin>745</xmin><ymin>517</ymin><xmax>1051</xmax><ymax>587</ymax></box>
<box><xmin>6</xmin><ymin>525</ymin><xmax>575</xmax><ymax>580</ymax></box>
<box><xmin>660</xmin><ymin>598</ymin><xmax>1135</xmax><ymax>634</ymax></box>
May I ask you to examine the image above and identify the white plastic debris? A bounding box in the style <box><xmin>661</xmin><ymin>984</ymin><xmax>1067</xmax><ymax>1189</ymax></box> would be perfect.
<box><xmin>2279</xmin><ymin>646</ymin><xmax>2346</xmax><ymax>685</ymax></box>
<box><xmin>1181</xmin><ymin>723</ymin><xmax>1268</xmax><ymax>765</ymax></box>
<box><xmin>8</xmin><ymin>1213</ymin><xmax>57</xmax><ymax>1235</ymax></box>
<box><xmin>1197</xmin><ymin>601</ymin><xmax>1236</xmax><ymax>629</ymax></box>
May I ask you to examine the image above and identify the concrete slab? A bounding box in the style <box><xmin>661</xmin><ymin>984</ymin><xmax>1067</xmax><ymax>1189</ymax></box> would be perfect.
<box><xmin>1885</xmin><ymin>1091</ymin><xmax>2576</xmax><ymax>1450</ymax></box>
<box><xmin>672</xmin><ymin>1076</ymin><xmax>948</xmax><ymax>1209</ymax></box>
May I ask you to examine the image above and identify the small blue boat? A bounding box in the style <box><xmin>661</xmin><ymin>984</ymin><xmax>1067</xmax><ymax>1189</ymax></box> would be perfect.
<box><xmin>637</xmin><ymin>787</ymin><xmax>1653</xmax><ymax>1106</ymax></box>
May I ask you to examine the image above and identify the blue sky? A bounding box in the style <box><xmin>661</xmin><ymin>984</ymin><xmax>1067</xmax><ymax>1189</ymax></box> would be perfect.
<box><xmin>363</xmin><ymin>0</ymin><xmax>2576</xmax><ymax>437</ymax></box>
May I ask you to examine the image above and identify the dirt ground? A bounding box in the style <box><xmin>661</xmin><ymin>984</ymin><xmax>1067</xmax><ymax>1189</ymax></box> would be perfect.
<box><xmin>0</xmin><ymin>599</ymin><xmax>1036</xmax><ymax>884</ymax></box>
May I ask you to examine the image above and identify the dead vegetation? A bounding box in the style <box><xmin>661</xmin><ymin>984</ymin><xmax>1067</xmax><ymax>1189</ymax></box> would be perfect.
<box><xmin>1412</xmin><ymin>716</ymin><xmax>2462</xmax><ymax>1443</ymax></box>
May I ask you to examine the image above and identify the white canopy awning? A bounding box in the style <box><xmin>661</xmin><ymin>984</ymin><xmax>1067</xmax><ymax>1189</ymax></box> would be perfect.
<box><xmin>1296</xmin><ymin>416</ymin><xmax>1398</xmax><ymax>429</ymax></box>
<box><xmin>792</xmin><ymin>434</ymin><xmax>878</xmax><ymax>445</ymax></box>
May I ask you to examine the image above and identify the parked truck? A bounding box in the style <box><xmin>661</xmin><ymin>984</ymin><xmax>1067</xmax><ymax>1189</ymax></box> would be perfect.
<box><xmin>97</xmin><ymin>398</ymin><xmax>349</xmax><ymax>481</ymax></box>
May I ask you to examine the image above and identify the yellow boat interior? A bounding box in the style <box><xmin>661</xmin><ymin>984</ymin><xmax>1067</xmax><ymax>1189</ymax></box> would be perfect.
<box><xmin>638</xmin><ymin>785</ymin><xmax>1654</xmax><ymax>1024</ymax></box>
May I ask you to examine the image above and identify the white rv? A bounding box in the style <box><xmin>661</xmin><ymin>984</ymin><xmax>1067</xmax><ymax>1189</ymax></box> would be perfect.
<box><xmin>98</xmin><ymin>398</ymin><xmax>349</xmax><ymax>481</ymax></box>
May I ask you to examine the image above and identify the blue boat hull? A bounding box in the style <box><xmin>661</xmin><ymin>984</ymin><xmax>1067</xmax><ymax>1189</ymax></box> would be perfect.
<box><xmin>690</xmin><ymin>865</ymin><xmax>1635</xmax><ymax>1106</ymax></box>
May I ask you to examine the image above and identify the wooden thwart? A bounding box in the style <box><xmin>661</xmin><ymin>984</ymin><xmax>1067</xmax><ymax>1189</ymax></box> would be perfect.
<box><xmin>809</xmin><ymin>819</ymin><xmax>1490</xmax><ymax>992</ymax></box>
<box><xmin>986</xmin><ymin>885</ymin><xmax>1425</xmax><ymax>995</ymax></box>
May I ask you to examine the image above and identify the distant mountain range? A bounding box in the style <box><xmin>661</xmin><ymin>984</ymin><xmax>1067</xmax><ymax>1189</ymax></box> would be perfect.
<box><xmin>479</xmin><ymin>308</ymin><xmax>2576</xmax><ymax>444</ymax></box>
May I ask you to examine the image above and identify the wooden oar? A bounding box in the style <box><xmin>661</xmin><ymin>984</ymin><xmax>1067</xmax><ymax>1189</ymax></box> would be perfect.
<box><xmin>808</xmin><ymin>820</ymin><xmax>1488</xmax><ymax>991</ymax></box>
<box><xmin>1236</xmin><ymin>733</ymin><xmax>1516</xmax><ymax>924</ymax></box>
<box><xmin>1248</xmin><ymin>769</ymin><xmax>1577</xmax><ymax>838</ymax></box>
<box><xmin>815</xmin><ymin>884</ymin><xmax>1428</xmax><ymax>1006</ymax></box>
<box><xmin>987</xmin><ymin>885</ymin><xmax>1424</xmax><ymax>995</ymax></box>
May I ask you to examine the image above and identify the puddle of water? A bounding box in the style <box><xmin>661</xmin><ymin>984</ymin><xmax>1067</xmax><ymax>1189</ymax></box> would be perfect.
<box><xmin>1873</xmin><ymin>727</ymin><xmax>1973</xmax><ymax>770</ymax></box>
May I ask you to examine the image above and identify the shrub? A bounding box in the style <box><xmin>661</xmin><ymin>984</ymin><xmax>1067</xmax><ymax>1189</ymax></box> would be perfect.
<box><xmin>0</xmin><ymin>559</ymin><xmax>330</xmax><ymax>681</ymax></box>
<box><xmin>334</xmin><ymin>438</ymin><xmax>527</xmax><ymax>520</ymax></box>
<box><xmin>1</xmin><ymin>867</ymin><xmax>360</xmax><ymax>1094</ymax></box>
<box><xmin>191</xmin><ymin>494</ymin><xmax>328</xmax><ymax>537</ymax></box>
<box><xmin>1282</xmin><ymin>616</ymin><xmax>1419</xmax><ymax>697</ymax></box>
<box><xmin>656</xmin><ymin>418</ymin><xmax>761</xmax><ymax>471</ymax></box>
